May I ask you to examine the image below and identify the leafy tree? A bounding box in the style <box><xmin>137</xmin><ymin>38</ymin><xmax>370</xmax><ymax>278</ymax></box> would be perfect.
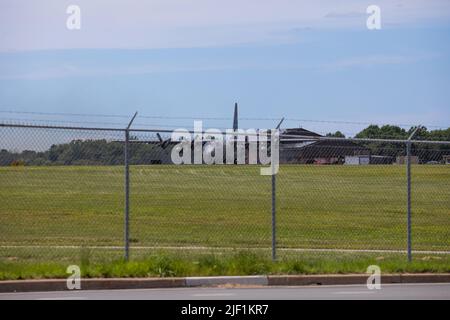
<box><xmin>326</xmin><ymin>131</ymin><xmax>345</xmax><ymax>138</ymax></box>
<box><xmin>354</xmin><ymin>125</ymin><xmax>449</xmax><ymax>162</ymax></box>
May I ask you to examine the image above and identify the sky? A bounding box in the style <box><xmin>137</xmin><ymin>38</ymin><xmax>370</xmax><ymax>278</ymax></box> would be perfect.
<box><xmin>0</xmin><ymin>0</ymin><xmax>449</xmax><ymax>136</ymax></box>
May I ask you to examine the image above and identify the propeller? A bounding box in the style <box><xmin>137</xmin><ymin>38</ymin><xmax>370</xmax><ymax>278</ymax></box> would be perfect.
<box><xmin>156</xmin><ymin>133</ymin><xmax>172</xmax><ymax>149</ymax></box>
<box><xmin>276</xmin><ymin>117</ymin><xmax>285</xmax><ymax>130</ymax></box>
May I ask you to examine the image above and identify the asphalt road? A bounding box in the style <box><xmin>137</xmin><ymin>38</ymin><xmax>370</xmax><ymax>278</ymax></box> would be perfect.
<box><xmin>0</xmin><ymin>283</ymin><xmax>449</xmax><ymax>300</ymax></box>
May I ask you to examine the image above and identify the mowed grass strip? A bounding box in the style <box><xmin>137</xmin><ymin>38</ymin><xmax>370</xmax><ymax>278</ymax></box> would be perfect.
<box><xmin>0</xmin><ymin>165</ymin><xmax>448</xmax><ymax>251</ymax></box>
<box><xmin>1</xmin><ymin>250</ymin><xmax>449</xmax><ymax>280</ymax></box>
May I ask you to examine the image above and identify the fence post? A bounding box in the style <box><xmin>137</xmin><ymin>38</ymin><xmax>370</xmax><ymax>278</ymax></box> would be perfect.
<box><xmin>124</xmin><ymin>112</ymin><xmax>138</xmax><ymax>261</ymax></box>
<box><xmin>270</xmin><ymin>120</ymin><xmax>283</xmax><ymax>262</ymax></box>
<box><xmin>406</xmin><ymin>140</ymin><xmax>412</xmax><ymax>262</ymax></box>
<box><xmin>271</xmin><ymin>173</ymin><xmax>277</xmax><ymax>261</ymax></box>
<box><xmin>124</xmin><ymin>129</ymin><xmax>130</xmax><ymax>261</ymax></box>
<box><xmin>406</xmin><ymin>126</ymin><xmax>419</xmax><ymax>263</ymax></box>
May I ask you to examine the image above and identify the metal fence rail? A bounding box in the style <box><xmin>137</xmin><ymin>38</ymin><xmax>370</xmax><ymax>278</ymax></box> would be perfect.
<box><xmin>0</xmin><ymin>123</ymin><xmax>449</xmax><ymax>263</ymax></box>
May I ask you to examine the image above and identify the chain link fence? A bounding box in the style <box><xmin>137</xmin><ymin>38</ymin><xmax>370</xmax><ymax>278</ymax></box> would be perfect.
<box><xmin>278</xmin><ymin>142</ymin><xmax>449</xmax><ymax>257</ymax></box>
<box><xmin>0</xmin><ymin>123</ymin><xmax>449</xmax><ymax>264</ymax></box>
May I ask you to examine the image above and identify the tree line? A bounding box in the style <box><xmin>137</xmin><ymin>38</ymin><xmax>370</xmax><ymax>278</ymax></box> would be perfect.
<box><xmin>1</xmin><ymin>125</ymin><xmax>449</xmax><ymax>166</ymax></box>
<box><xmin>327</xmin><ymin>125</ymin><xmax>450</xmax><ymax>161</ymax></box>
<box><xmin>0</xmin><ymin>139</ymin><xmax>165</xmax><ymax>166</ymax></box>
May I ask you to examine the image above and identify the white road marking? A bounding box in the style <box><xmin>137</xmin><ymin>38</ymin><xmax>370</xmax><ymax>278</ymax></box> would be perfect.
<box><xmin>37</xmin><ymin>297</ymin><xmax>87</xmax><ymax>300</ymax></box>
<box><xmin>192</xmin><ymin>293</ymin><xmax>235</xmax><ymax>297</ymax></box>
<box><xmin>333</xmin><ymin>291</ymin><xmax>375</xmax><ymax>295</ymax></box>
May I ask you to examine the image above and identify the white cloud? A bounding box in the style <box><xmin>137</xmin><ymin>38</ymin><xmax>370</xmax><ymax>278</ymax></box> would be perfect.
<box><xmin>0</xmin><ymin>63</ymin><xmax>243</xmax><ymax>80</ymax></box>
<box><xmin>324</xmin><ymin>11</ymin><xmax>366</xmax><ymax>19</ymax></box>
<box><xmin>322</xmin><ymin>53</ymin><xmax>441</xmax><ymax>70</ymax></box>
<box><xmin>1</xmin><ymin>0</ymin><xmax>449</xmax><ymax>51</ymax></box>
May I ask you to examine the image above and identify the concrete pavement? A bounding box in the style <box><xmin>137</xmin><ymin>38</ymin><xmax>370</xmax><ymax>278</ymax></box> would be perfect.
<box><xmin>0</xmin><ymin>283</ymin><xmax>449</xmax><ymax>300</ymax></box>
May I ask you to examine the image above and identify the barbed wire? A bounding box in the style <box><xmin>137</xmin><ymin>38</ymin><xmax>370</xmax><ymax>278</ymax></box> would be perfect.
<box><xmin>0</xmin><ymin>109</ymin><xmax>448</xmax><ymax>130</ymax></box>
<box><xmin>0</xmin><ymin>118</ymin><xmax>246</xmax><ymax>131</ymax></box>
<box><xmin>0</xmin><ymin>110</ymin><xmax>130</xmax><ymax>118</ymax></box>
<box><xmin>0</xmin><ymin>119</ymin><xmax>448</xmax><ymax>140</ymax></box>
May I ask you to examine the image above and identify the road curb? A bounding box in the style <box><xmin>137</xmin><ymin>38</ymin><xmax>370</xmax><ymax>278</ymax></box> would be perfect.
<box><xmin>399</xmin><ymin>273</ymin><xmax>450</xmax><ymax>283</ymax></box>
<box><xmin>267</xmin><ymin>274</ymin><xmax>401</xmax><ymax>286</ymax></box>
<box><xmin>0</xmin><ymin>274</ymin><xmax>449</xmax><ymax>293</ymax></box>
<box><xmin>186</xmin><ymin>275</ymin><xmax>268</xmax><ymax>287</ymax></box>
<box><xmin>0</xmin><ymin>278</ymin><xmax>186</xmax><ymax>293</ymax></box>
<box><xmin>267</xmin><ymin>273</ymin><xmax>450</xmax><ymax>286</ymax></box>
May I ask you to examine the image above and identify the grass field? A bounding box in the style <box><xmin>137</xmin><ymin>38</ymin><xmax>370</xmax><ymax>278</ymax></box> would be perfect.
<box><xmin>0</xmin><ymin>165</ymin><xmax>449</xmax><ymax>265</ymax></box>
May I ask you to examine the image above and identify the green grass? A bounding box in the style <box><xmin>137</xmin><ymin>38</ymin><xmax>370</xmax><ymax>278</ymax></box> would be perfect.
<box><xmin>1</xmin><ymin>251</ymin><xmax>449</xmax><ymax>280</ymax></box>
<box><xmin>0</xmin><ymin>164</ymin><xmax>449</xmax><ymax>277</ymax></box>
